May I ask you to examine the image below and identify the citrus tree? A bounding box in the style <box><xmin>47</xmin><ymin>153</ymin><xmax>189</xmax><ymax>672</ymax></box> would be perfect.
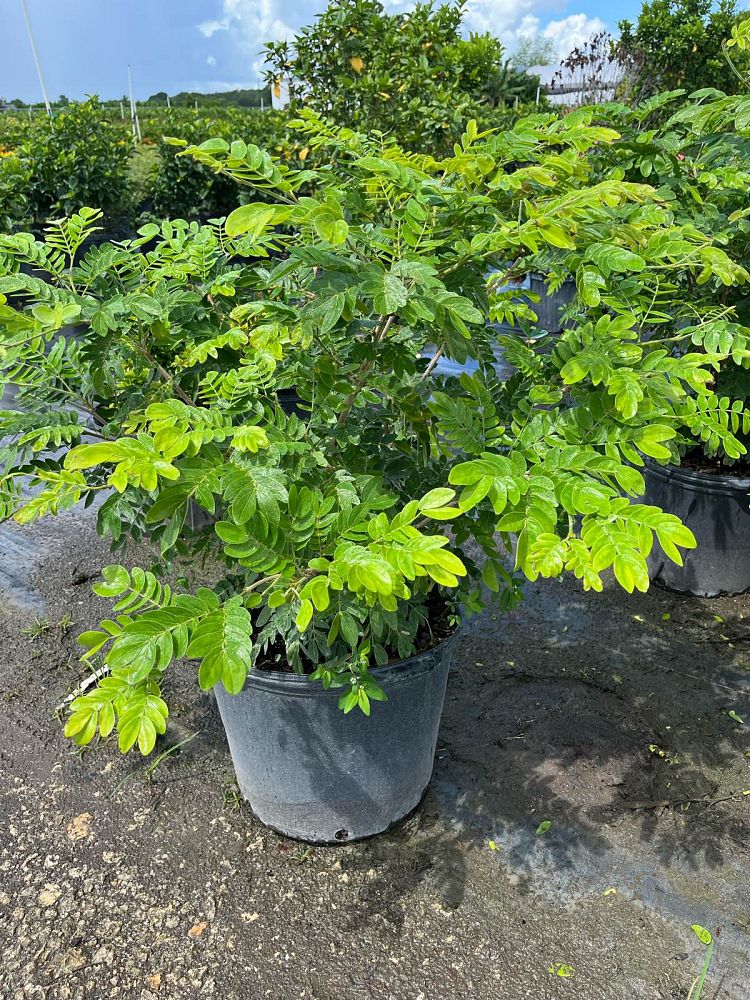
<box><xmin>264</xmin><ymin>0</ymin><xmax>538</xmax><ymax>153</ymax></box>
<box><xmin>15</xmin><ymin>97</ymin><xmax>131</xmax><ymax>223</ymax></box>
<box><xmin>618</xmin><ymin>0</ymin><xmax>746</xmax><ymax>98</ymax></box>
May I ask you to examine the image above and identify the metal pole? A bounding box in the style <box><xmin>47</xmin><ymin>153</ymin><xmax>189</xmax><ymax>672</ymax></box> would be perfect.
<box><xmin>20</xmin><ymin>0</ymin><xmax>51</xmax><ymax>115</ymax></box>
<box><xmin>166</xmin><ymin>94</ymin><xmax>171</xmax><ymax>109</ymax></box>
<box><xmin>120</xmin><ymin>100</ymin><xmax>125</xmax><ymax>119</ymax></box>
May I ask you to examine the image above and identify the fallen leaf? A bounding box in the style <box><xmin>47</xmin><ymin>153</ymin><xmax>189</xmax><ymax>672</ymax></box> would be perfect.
<box><xmin>728</xmin><ymin>710</ymin><xmax>744</xmax><ymax>725</ymax></box>
<box><xmin>147</xmin><ymin>973</ymin><xmax>162</xmax><ymax>990</ymax></box>
<box><xmin>548</xmin><ymin>962</ymin><xmax>575</xmax><ymax>978</ymax></box>
<box><xmin>611</xmin><ymin>673</ymin><xmax>623</xmax><ymax>685</ymax></box>
<box><xmin>188</xmin><ymin>921</ymin><xmax>207</xmax><ymax>939</ymax></box>
<box><xmin>692</xmin><ymin>925</ymin><xmax>712</xmax><ymax>946</ymax></box>
<box><xmin>661</xmin><ymin>612</ymin><xmax>671</xmax><ymax>621</ymax></box>
<box><xmin>66</xmin><ymin>812</ymin><xmax>92</xmax><ymax>841</ymax></box>
<box><xmin>536</xmin><ymin>820</ymin><xmax>552</xmax><ymax>836</ymax></box>
<box><xmin>603</xmin><ymin>887</ymin><xmax>617</xmax><ymax>896</ymax></box>
<box><xmin>488</xmin><ymin>839</ymin><xmax>499</xmax><ymax>851</ymax></box>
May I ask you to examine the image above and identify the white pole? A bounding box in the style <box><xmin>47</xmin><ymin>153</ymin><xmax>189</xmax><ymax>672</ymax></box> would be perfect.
<box><xmin>260</xmin><ymin>96</ymin><xmax>264</xmax><ymax>112</ymax></box>
<box><xmin>127</xmin><ymin>65</ymin><xmax>141</xmax><ymax>141</ymax></box>
<box><xmin>166</xmin><ymin>94</ymin><xmax>171</xmax><ymax>109</ymax></box>
<box><xmin>119</xmin><ymin>100</ymin><xmax>125</xmax><ymax>119</ymax></box>
<box><xmin>535</xmin><ymin>84</ymin><xmax>541</xmax><ymax>106</ymax></box>
<box><xmin>20</xmin><ymin>0</ymin><xmax>51</xmax><ymax>116</ymax></box>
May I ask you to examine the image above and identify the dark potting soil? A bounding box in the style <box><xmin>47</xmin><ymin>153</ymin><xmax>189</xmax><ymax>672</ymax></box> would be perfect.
<box><xmin>679</xmin><ymin>446</ymin><xmax>750</xmax><ymax>477</ymax></box>
<box><xmin>253</xmin><ymin>590</ymin><xmax>457</xmax><ymax>675</ymax></box>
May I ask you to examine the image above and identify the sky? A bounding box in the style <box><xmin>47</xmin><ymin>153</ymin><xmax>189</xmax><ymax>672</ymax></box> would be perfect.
<box><xmin>3</xmin><ymin>0</ymin><xmax>646</xmax><ymax>104</ymax></box>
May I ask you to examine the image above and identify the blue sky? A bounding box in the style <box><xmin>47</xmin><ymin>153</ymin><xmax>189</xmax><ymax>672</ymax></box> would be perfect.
<box><xmin>4</xmin><ymin>0</ymin><xmax>649</xmax><ymax>103</ymax></box>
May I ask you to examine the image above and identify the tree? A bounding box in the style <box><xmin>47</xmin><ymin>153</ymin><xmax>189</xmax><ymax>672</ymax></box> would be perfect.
<box><xmin>510</xmin><ymin>37</ymin><xmax>556</xmax><ymax>69</ymax></box>
<box><xmin>263</xmin><ymin>0</ymin><xmax>537</xmax><ymax>152</ymax></box>
<box><xmin>618</xmin><ymin>0</ymin><xmax>742</xmax><ymax>97</ymax></box>
<box><xmin>1</xmin><ymin>111</ymin><xmax>747</xmax><ymax>750</ymax></box>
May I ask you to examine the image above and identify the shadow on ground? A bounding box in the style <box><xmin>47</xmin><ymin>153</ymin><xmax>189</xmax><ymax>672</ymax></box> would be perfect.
<box><xmin>0</xmin><ymin>515</ymin><xmax>748</xmax><ymax>1000</ymax></box>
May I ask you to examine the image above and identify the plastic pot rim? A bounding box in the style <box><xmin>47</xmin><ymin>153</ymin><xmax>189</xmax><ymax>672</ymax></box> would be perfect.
<box><xmin>220</xmin><ymin>625</ymin><xmax>463</xmax><ymax>699</ymax></box>
<box><xmin>643</xmin><ymin>457</ymin><xmax>750</xmax><ymax>497</ymax></box>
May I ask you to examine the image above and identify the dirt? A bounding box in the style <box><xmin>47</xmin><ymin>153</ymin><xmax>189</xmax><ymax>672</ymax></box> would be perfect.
<box><xmin>1</xmin><ymin>508</ymin><xmax>749</xmax><ymax>1000</ymax></box>
<box><xmin>254</xmin><ymin>590</ymin><xmax>457</xmax><ymax>675</ymax></box>
<box><xmin>680</xmin><ymin>447</ymin><xmax>750</xmax><ymax>477</ymax></box>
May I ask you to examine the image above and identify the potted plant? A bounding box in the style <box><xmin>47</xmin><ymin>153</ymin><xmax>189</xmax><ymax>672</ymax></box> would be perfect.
<box><xmin>589</xmin><ymin>69</ymin><xmax>750</xmax><ymax>595</ymax></box>
<box><xmin>1</xmin><ymin>109</ymin><xmax>746</xmax><ymax>841</ymax></box>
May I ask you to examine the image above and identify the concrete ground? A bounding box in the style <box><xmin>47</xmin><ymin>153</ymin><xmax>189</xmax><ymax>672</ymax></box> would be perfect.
<box><xmin>0</xmin><ymin>508</ymin><xmax>748</xmax><ymax>1000</ymax></box>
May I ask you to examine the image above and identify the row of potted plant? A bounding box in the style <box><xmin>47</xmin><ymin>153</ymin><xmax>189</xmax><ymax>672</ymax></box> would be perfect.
<box><xmin>1</xmin><ymin>98</ymin><xmax>748</xmax><ymax>841</ymax></box>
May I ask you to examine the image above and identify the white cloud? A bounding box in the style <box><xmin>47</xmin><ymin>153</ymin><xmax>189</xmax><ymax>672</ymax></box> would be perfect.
<box><xmin>462</xmin><ymin>0</ymin><xmax>537</xmax><ymax>37</ymax></box>
<box><xmin>541</xmin><ymin>13</ymin><xmax>607</xmax><ymax>55</ymax></box>
<box><xmin>206</xmin><ymin>55</ymin><xmax>217</xmax><ymax>67</ymax></box>
<box><xmin>198</xmin><ymin>18</ymin><xmax>230</xmax><ymax>38</ymax></box>
<box><xmin>198</xmin><ymin>0</ymin><xmax>296</xmax><ymax>75</ymax></box>
<box><xmin>463</xmin><ymin>1</ymin><xmax>606</xmax><ymax>59</ymax></box>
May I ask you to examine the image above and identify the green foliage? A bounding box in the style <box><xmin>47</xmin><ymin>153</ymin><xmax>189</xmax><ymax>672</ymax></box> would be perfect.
<box><xmin>3</xmin><ymin>100</ymin><xmax>749</xmax><ymax>754</ymax></box>
<box><xmin>0</xmin><ymin>153</ymin><xmax>31</xmax><ymax>231</ymax></box>
<box><xmin>588</xmin><ymin>85</ymin><xmax>750</xmax><ymax>462</ymax></box>
<box><xmin>15</xmin><ymin>98</ymin><xmax>131</xmax><ymax>223</ymax></box>
<box><xmin>264</xmin><ymin>0</ymin><xmax>539</xmax><ymax>154</ymax></box>
<box><xmin>618</xmin><ymin>0</ymin><xmax>745</xmax><ymax>98</ymax></box>
<box><xmin>142</xmin><ymin>107</ymin><xmax>309</xmax><ymax>220</ymax></box>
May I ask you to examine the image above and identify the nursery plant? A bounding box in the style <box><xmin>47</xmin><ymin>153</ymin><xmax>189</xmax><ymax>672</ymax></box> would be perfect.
<box><xmin>0</xmin><ymin>108</ymin><xmax>748</xmax><ymax>798</ymax></box>
<box><xmin>582</xmin><ymin>37</ymin><xmax>750</xmax><ymax>595</ymax></box>
<box><xmin>14</xmin><ymin>97</ymin><xmax>131</xmax><ymax>225</ymax></box>
<box><xmin>140</xmin><ymin>107</ymin><xmax>311</xmax><ymax>221</ymax></box>
<box><xmin>264</xmin><ymin>0</ymin><xmax>538</xmax><ymax>154</ymax></box>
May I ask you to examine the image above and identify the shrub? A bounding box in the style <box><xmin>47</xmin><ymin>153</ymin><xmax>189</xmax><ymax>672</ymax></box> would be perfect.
<box><xmin>0</xmin><ymin>153</ymin><xmax>30</xmax><ymax>231</ymax></box>
<box><xmin>588</xmin><ymin>82</ymin><xmax>750</xmax><ymax>465</ymax></box>
<box><xmin>618</xmin><ymin>0</ymin><xmax>746</xmax><ymax>98</ymax></box>
<box><xmin>0</xmin><ymin>109</ymin><xmax>746</xmax><ymax>753</ymax></box>
<box><xmin>143</xmin><ymin>108</ymin><xmax>311</xmax><ymax>220</ymax></box>
<box><xmin>264</xmin><ymin>0</ymin><xmax>539</xmax><ymax>154</ymax></box>
<box><xmin>16</xmin><ymin>97</ymin><xmax>131</xmax><ymax>224</ymax></box>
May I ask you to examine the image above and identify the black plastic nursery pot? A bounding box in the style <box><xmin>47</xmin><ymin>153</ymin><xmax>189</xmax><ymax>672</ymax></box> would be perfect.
<box><xmin>644</xmin><ymin>461</ymin><xmax>750</xmax><ymax>597</ymax></box>
<box><xmin>528</xmin><ymin>275</ymin><xmax>576</xmax><ymax>334</ymax></box>
<box><xmin>214</xmin><ymin>630</ymin><xmax>461</xmax><ymax>843</ymax></box>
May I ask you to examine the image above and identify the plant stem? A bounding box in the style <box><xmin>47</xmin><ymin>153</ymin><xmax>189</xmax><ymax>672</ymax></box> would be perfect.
<box><xmin>335</xmin><ymin>314</ymin><xmax>395</xmax><ymax>429</ymax></box>
<box><xmin>420</xmin><ymin>346</ymin><xmax>444</xmax><ymax>381</ymax></box>
<box><xmin>138</xmin><ymin>346</ymin><xmax>195</xmax><ymax>406</ymax></box>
